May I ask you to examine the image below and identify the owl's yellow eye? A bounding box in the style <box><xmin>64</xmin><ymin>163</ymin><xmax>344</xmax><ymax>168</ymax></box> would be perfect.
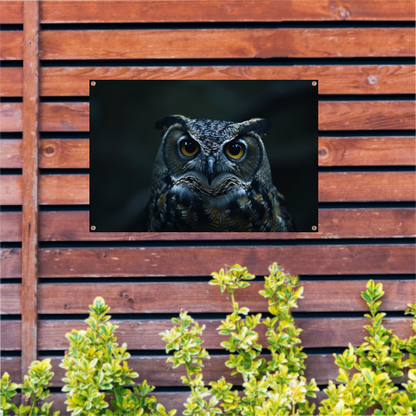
<box><xmin>225</xmin><ymin>142</ymin><xmax>245</xmax><ymax>159</ymax></box>
<box><xmin>179</xmin><ymin>139</ymin><xmax>199</xmax><ymax>157</ymax></box>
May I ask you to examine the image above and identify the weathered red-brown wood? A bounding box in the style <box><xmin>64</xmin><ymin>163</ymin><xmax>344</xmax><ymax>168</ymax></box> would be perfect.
<box><xmin>38</xmin><ymin>139</ymin><xmax>89</xmax><ymax>168</ymax></box>
<box><xmin>0</xmin><ymin>31</ymin><xmax>23</xmax><ymax>60</ymax></box>
<box><xmin>32</xmin><ymin>208</ymin><xmax>416</xmax><ymax>240</ymax></box>
<box><xmin>319</xmin><ymin>172</ymin><xmax>416</xmax><ymax>202</ymax></box>
<box><xmin>42</xmin><ymin>0</ymin><xmax>415</xmax><ymax>22</ymax></box>
<box><xmin>35</xmin><ymin>280</ymin><xmax>415</xmax><ymax>314</ymax></box>
<box><xmin>38</xmin><ymin>174</ymin><xmax>89</xmax><ymax>205</ymax></box>
<box><xmin>1</xmin><ymin>208</ymin><xmax>415</xmax><ymax>242</ymax></box>
<box><xmin>0</xmin><ymin>175</ymin><xmax>22</xmax><ymax>204</ymax></box>
<box><xmin>319</xmin><ymin>101</ymin><xmax>416</xmax><ymax>130</ymax></box>
<box><xmin>36</xmin><ymin>102</ymin><xmax>416</xmax><ymax>132</ymax></box>
<box><xmin>0</xmin><ymin>103</ymin><xmax>23</xmax><ymax>132</ymax></box>
<box><xmin>0</xmin><ymin>284</ymin><xmax>21</xmax><ymax>314</ymax></box>
<box><xmin>36</xmin><ymin>245</ymin><xmax>415</xmax><ymax>277</ymax></box>
<box><xmin>319</xmin><ymin>137</ymin><xmax>416</xmax><ymax>166</ymax></box>
<box><xmin>38</xmin><ymin>65</ymin><xmax>416</xmax><ymax>96</ymax></box>
<box><xmin>0</xmin><ymin>139</ymin><xmax>22</xmax><ymax>168</ymax></box>
<box><xmin>0</xmin><ymin>1</ymin><xmax>23</xmax><ymax>24</ymax></box>
<box><xmin>0</xmin><ymin>320</ymin><xmax>21</xmax><ymax>350</ymax></box>
<box><xmin>1</xmin><ymin>317</ymin><xmax>412</xmax><ymax>351</ymax></box>
<box><xmin>0</xmin><ymin>248</ymin><xmax>21</xmax><ymax>278</ymax></box>
<box><xmin>0</xmin><ymin>67</ymin><xmax>23</xmax><ymax>96</ymax></box>
<box><xmin>3</xmin><ymin>137</ymin><xmax>414</xmax><ymax>169</ymax></box>
<box><xmin>21</xmin><ymin>0</ymin><xmax>40</xmax><ymax>380</ymax></box>
<box><xmin>2</xmin><ymin>172</ymin><xmax>415</xmax><ymax>206</ymax></box>
<box><xmin>0</xmin><ymin>212</ymin><xmax>22</xmax><ymax>242</ymax></box>
<box><xmin>39</xmin><ymin>28</ymin><xmax>415</xmax><ymax>60</ymax></box>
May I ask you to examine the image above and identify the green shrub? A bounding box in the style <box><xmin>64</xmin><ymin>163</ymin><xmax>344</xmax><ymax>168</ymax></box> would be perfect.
<box><xmin>1</xmin><ymin>263</ymin><xmax>415</xmax><ymax>416</ymax></box>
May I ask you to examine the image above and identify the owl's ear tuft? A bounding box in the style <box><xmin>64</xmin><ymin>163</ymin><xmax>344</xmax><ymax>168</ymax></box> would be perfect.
<box><xmin>155</xmin><ymin>115</ymin><xmax>189</xmax><ymax>131</ymax></box>
<box><xmin>238</xmin><ymin>118</ymin><xmax>271</xmax><ymax>137</ymax></box>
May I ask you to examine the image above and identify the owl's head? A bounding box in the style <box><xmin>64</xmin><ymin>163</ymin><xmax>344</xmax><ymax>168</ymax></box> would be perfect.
<box><xmin>154</xmin><ymin>114</ymin><xmax>273</xmax><ymax>200</ymax></box>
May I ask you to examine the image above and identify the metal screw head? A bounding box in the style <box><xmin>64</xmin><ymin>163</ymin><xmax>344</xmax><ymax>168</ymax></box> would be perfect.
<box><xmin>312</xmin><ymin>81</ymin><xmax>317</xmax><ymax>87</ymax></box>
<box><xmin>312</xmin><ymin>225</ymin><xmax>317</xmax><ymax>231</ymax></box>
<box><xmin>91</xmin><ymin>81</ymin><xmax>96</xmax><ymax>86</ymax></box>
<box><xmin>91</xmin><ymin>225</ymin><xmax>96</xmax><ymax>231</ymax></box>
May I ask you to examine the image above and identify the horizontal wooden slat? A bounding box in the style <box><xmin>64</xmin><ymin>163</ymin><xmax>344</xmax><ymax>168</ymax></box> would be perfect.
<box><xmin>0</xmin><ymin>31</ymin><xmax>23</xmax><ymax>60</ymax></box>
<box><xmin>0</xmin><ymin>139</ymin><xmax>22</xmax><ymax>168</ymax></box>
<box><xmin>2</xmin><ymin>172</ymin><xmax>415</xmax><ymax>206</ymax></box>
<box><xmin>318</xmin><ymin>137</ymin><xmax>416</xmax><ymax>166</ymax></box>
<box><xmin>0</xmin><ymin>320</ymin><xmax>21</xmax><ymax>350</ymax></box>
<box><xmin>39</xmin><ymin>28</ymin><xmax>415</xmax><ymax>60</ymax></box>
<box><xmin>37</xmin><ymin>245</ymin><xmax>416</xmax><ymax>277</ymax></box>
<box><xmin>0</xmin><ymin>248</ymin><xmax>21</xmax><ymax>278</ymax></box>
<box><xmin>0</xmin><ymin>1</ymin><xmax>22</xmax><ymax>24</ymax></box>
<box><xmin>319</xmin><ymin>172</ymin><xmax>416</xmax><ymax>202</ymax></box>
<box><xmin>4</xmin><ymin>1</ymin><xmax>416</xmax><ymax>24</ymax></box>
<box><xmin>0</xmin><ymin>284</ymin><xmax>21</xmax><ymax>314</ymax></box>
<box><xmin>39</xmin><ymin>139</ymin><xmax>89</xmax><ymax>168</ymax></box>
<box><xmin>0</xmin><ymin>175</ymin><xmax>22</xmax><ymax>204</ymax></box>
<box><xmin>1</xmin><ymin>317</ymin><xmax>411</xmax><ymax>350</ymax></box>
<box><xmin>0</xmin><ymin>212</ymin><xmax>22</xmax><ymax>241</ymax></box>
<box><xmin>0</xmin><ymin>357</ymin><xmax>20</xmax><ymax>381</ymax></box>
<box><xmin>4</xmin><ymin>102</ymin><xmax>415</xmax><ymax>132</ymax></box>
<box><xmin>34</xmin><ymin>280</ymin><xmax>414</xmax><ymax>314</ymax></box>
<box><xmin>38</xmin><ymin>65</ymin><xmax>416</xmax><ymax>96</ymax></box>
<box><xmin>3</xmin><ymin>137</ymin><xmax>414</xmax><ymax>169</ymax></box>
<box><xmin>38</xmin><ymin>174</ymin><xmax>89</xmax><ymax>205</ymax></box>
<box><xmin>0</xmin><ymin>103</ymin><xmax>22</xmax><ymax>132</ymax></box>
<box><xmin>0</xmin><ymin>67</ymin><xmax>22</xmax><ymax>96</ymax></box>
<box><xmin>1</xmin><ymin>208</ymin><xmax>414</xmax><ymax>242</ymax></box>
<box><xmin>35</xmin><ymin>208</ymin><xmax>416</xmax><ymax>240</ymax></box>
<box><xmin>319</xmin><ymin>101</ymin><xmax>415</xmax><ymax>130</ymax></box>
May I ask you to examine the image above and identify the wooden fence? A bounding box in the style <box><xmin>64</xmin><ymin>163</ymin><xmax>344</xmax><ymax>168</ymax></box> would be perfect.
<box><xmin>1</xmin><ymin>1</ymin><xmax>415</xmax><ymax>413</ymax></box>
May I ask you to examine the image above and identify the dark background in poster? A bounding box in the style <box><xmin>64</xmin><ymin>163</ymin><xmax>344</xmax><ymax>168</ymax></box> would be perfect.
<box><xmin>90</xmin><ymin>80</ymin><xmax>318</xmax><ymax>232</ymax></box>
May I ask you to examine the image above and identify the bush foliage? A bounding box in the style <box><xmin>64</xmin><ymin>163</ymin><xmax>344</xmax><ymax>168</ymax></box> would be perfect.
<box><xmin>1</xmin><ymin>263</ymin><xmax>415</xmax><ymax>416</ymax></box>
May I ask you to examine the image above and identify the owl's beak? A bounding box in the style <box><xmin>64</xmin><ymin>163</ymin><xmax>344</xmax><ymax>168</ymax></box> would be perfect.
<box><xmin>205</xmin><ymin>155</ymin><xmax>216</xmax><ymax>186</ymax></box>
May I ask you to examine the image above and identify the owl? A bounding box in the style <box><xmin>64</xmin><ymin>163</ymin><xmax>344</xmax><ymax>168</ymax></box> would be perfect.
<box><xmin>145</xmin><ymin>115</ymin><xmax>295</xmax><ymax>232</ymax></box>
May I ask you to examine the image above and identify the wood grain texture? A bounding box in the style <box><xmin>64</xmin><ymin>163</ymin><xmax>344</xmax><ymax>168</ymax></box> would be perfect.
<box><xmin>0</xmin><ymin>175</ymin><xmax>22</xmax><ymax>205</ymax></box>
<box><xmin>39</xmin><ymin>65</ymin><xmax>416</xmax><ymax>96</ymax></box>
<box><xmin>0</xmin><ymin>31</ymin><xmax>23</xmax><ymax>60</ymax></box>
<box><xmin>0</xmin><ymin>139</ymin><xmax>22</xmax><ymax>168</ymax></box>
<box><xmin>41</xmin><ymin>0</ymin><xmax>416</xmax><ymax>23</ymax></box>
<box><xmin>0</xmin><ymin>320</ymin><xmax>21</xmax><ymax>350</ymax></box>
<box><xmin>0</xmin><ymin>1</ymin><xmax>22</xmax><ymax>24</ymax></box>
<box><xmin>0</xmin><ymin>103</ymin><xmax>22</xmax><ymax>132</ymax></box>
<box><xmin>0</xmin><ymin>248</ymin><xmax>21</xmax><ymax>278</ymax></box>
<box><xmin>0</xmin><ymin>284</ymin><xmax>21</xmax><ymax>314</ymax></box>
<box><xmin>319</xmin><ymin>172</ymin><xmax>416</xmax><ymax>202</ymax></box>
<box><xmin>39</xmin><ymin>139</ymin><xmax>89</xmax><ymax>168</ymax></box>
<box><xmin>0</xmin><ymin>67</ymin><xmax>23</xmax><ymax>96</ymax></box>
<box><xmin>319</xmin><ymin>137</ymin><xmax>416</xmax><ymax>166</ymax></box>
<box><xmin>35</xmin><ymin>280</ymin><xmax>415</xmax><ymax>314</ymax></box>
<box><xmin>2</xmin><ymin>317</ymin><xmax>411</xmax><ymax>351</ymax></box>
<box><xmin>4</xmin><ymin>137</ymin><xmax>414</xmax><ymax>169</ymax></box>
<box><xmin>37</xmin><ymin>208</ymin><xmax>416</xmax><ymax>240</ymax></box>
<box><xmin>319</xmin><ymin>101</ymin><xmax>415</xmax><ymax>130</ymax></box>
<box><xmin>38</xmin><ymin>174</ymin><xmax>89</xmax><ymax>205</ymax></box>
<box><xmin>2</xmin><ymin>172</ymin><xmax>415</xmax><ymax>206</ymax></box>
<box><xmin>36</xmin><ymin>245</ymin><xmax>415</xmax><ymax>277</ymax></box>
<box><xmin>39</xmin><ymin>28</ymin><xmax>415</xmax><ymax>60</ymax></box>
<box><xmin>0</xmin><ymin>212</ymin><xmax>22</xmax><ymax>242</ymax></box>
<box><xmin>36</xmin><ymin>102</ymin><xmax>416</xmax><ymax>132</ymax></box>
<box><xmin>22</xmin><ymin>0</ymin><xmax>40</xmax><ymax>376</ymax></box>
<box><xmin>1</xmin><ymin>208</ymin><xmax>414</xmax><ymax>242</ymax></box>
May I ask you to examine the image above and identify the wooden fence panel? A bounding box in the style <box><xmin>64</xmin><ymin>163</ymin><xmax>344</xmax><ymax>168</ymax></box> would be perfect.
<box><xmin>1</xmin><ymin>1</ymin><xmax>415</xmax><ymax>414</ymax></box>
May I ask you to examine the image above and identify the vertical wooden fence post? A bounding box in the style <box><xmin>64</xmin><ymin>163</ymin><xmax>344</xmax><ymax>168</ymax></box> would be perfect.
<box><xmin>21</xmin><ymin>0</ymin><xmax>40</xmax><ymax>380</ymax></box>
